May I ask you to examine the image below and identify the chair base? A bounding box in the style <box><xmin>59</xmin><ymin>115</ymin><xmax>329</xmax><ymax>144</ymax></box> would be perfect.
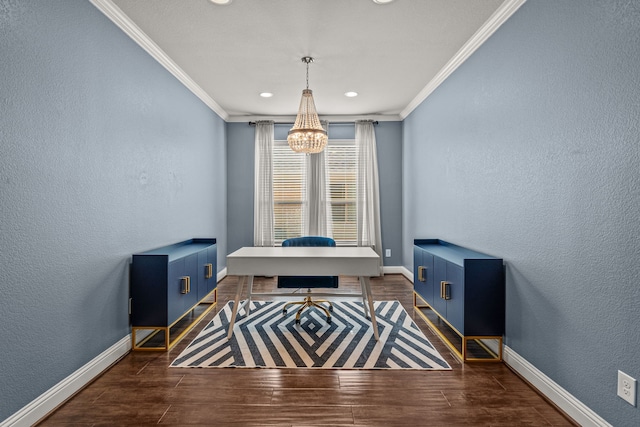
<box><xmin>282</xmin><ymin>296</ymin><xmax>333</xmax><ymax>324</ymax></box>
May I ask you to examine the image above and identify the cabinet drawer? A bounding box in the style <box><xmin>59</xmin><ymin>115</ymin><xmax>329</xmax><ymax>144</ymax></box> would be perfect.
<box><xmin>413</xmin><ymin>247</ymin><xmax>434</xmax><ymax>305</ymax></box>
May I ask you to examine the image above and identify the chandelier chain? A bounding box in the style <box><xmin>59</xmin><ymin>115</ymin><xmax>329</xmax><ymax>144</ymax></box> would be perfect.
<box><xmin>302</xmin><ymin>56</ymin><xmax>313</xmax><ymax>89</ymax></box>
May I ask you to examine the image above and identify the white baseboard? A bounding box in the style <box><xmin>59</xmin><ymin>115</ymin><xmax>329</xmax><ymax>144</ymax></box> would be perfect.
<box><xmin>6</xmin><ymin>272</ymin><xmax>608</xmax><ymax>427</ymax></box>
<box><xmin>503</xmin><ymin>345</ymin><xmax>611</xmax><ymax>427</ymax></box>
<box><xmin>382</xmin><ymin>265</ymin><xmax>405</xmax><ymax>275</ymax></box>
<box><xmin>405</xmin><ymin>267</ymin><xmax>609</xmax><ymax>426</ymax></box>
<box><xmin>217</xmin><ymin>267</ymin><xmax>227</xmax><ymax>283</ymax></box>
<box><xmin>1</xmin><ymin>335</ymin><xmax>131</xmax><ymax>427</ymax></box>
<box><xmin>384</xmin><ymin>265</ymin><xmax>412</xmax><ymax>280</ymax></box>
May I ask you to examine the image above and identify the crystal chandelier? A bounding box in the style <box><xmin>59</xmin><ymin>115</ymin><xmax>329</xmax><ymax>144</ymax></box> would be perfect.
<box><xmin>287</xmin><ymin>57</ymin><xmax>328</xmax><ymax>154</ymax></box>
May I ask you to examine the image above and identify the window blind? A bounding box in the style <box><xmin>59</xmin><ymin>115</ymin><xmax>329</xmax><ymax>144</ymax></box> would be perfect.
<box><xmin>272</xmin><ymin>140</ymin><xmax>356</xmax><ymax>246</ymax></box>
<box><xmin>326</xmin><ymin>140</ymin><xmax>357</xmax><ymax>245</ymax></box>
<box><xmin>273</xmin><ymin>141</ymin><xmax>306</xmax><ymax>244</ymax></box>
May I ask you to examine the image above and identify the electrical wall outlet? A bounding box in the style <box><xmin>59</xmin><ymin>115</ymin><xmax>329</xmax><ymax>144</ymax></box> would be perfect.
<box><xmin>617</xmin><ymin>370</ymin><xmax>637</xmax><ymax>406</ymax></box>
<box><xmin>385</xmin><ymin>249</ymin><xmax>391</xmax><ymax>257</ymax></box>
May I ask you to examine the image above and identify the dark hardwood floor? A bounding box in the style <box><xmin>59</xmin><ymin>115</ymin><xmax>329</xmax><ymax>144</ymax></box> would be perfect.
<box><xmin>39</xmin><ymin>275</ymin><xmax>576</xmax><ymax>426</ymax></box>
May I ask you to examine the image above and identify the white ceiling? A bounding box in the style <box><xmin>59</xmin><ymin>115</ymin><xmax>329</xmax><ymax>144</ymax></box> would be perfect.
<box><xmin>98</xmin><ymin>0</ymin><xmax>523</xmax><ymax>122</ymax></box>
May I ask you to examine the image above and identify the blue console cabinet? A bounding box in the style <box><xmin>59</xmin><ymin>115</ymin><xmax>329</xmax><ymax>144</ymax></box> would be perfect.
<box><xmin>130</xmin><ymin>238</ymin><xmax>217</xmax><ymax>351</ymax></box>
<box><xmin>414</xmin><ymin>239</ymin><xmax>504</xmax><ymax>361</ymax></box>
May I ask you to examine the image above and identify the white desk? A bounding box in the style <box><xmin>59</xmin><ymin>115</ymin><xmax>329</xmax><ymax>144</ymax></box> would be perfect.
<box><xmin>226</xmin><ymin>246</ymin><xmax>381</xmax><ymax>340</ymax></box>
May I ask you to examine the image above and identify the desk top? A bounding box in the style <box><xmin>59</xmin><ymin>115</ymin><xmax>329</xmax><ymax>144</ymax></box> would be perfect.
<box><xmin>227</xmin><ymin>246</ymin><xmax>380</xmax><ymax>277</ymax></box>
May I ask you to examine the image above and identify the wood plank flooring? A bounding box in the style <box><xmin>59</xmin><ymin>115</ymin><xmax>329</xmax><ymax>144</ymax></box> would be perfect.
<box><xmin>39</xmin><ymin>275</ymin><xmax>576</xmax><ymax>426</ymax></box>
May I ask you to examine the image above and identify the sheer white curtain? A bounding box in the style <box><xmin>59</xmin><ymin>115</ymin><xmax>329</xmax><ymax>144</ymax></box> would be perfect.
<box><xmin>356</xmin><ymin>120</ymin><xmax>383</xmax><ymax>270</ymax></box>
<box><xmin>304</xmin><ymin>150</ymin><xmax>333</xmax><ymax>237</ymax></box>
<box><xmin>254</xmin><ymin>121</ymin><xmax>275</xmax><ymax>246</ymax></box>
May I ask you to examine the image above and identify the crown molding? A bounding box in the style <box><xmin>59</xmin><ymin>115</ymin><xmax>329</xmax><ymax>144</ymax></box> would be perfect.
<box><xmin>226</xmin><ymin>114</ymin><xmax>402</xmax><ymax>123</ymax></box>
<box><xmin>89</xmin><ymin>0</ymin><xmax>229</xmax><ymax>121</ymax></box>
<box><xmin>400</xmin><ymin>0</ymin><xmax>527</xmax><ymax>119</ymax></box>
<box><xmin>90</xmin><ymin>0</ymin><xmax>524</xmax><ymax>124</ymax></box>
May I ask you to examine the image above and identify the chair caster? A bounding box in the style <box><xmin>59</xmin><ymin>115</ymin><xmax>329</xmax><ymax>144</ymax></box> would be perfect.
<box><xmin>295</xmin><ymin>318</ymin><xmax>301</xmax><ymax>324</ymax></box>
<box><xmin>329</xmin><ymin>306</ymin><xmax>333</xmax><ymax>312</ymax></box>
<box><xmin>327</xmin><ymin>317</ymin><xmax>332</xmax><ymax>324</ymax></box>
<box><xmin>282</xmin><ymin>309</ymin><xmax>287</xmax><ymax>315</ymax></box>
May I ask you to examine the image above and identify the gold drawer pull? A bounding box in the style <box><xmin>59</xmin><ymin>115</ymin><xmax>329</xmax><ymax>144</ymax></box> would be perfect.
<box><xmin>205</xmin><ymin>263</ymin><xmax>213</xmax><ymax>279</ymax></box>
<box><xmin>417</xmin><ymin>266</ymin><xmax>426</xmax><ymax>282</ymax></box>
<box><xmin>441</xmin><ymin>281</ymin><xmax>451</xmax><ymax>300</ymax></box>
<box><xmin>181</xmin><ymin>276</ymin><xmax>191</xmax><ymax>294</ymax></box>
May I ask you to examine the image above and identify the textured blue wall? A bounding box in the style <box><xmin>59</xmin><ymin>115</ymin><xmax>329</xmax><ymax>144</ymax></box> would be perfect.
<box><xmin>226</xmin><ymin>121</ymin><xmax>403</xmax><ymax>265</ymax></box>
<box><xmin>403</xmin><ymin>1</ymin><xmax>639</xmax><ymax>425</ymax></box>
<box><xmin>0</xmin><ymin>0</ymin><xmax>226</xmax><ymax>420</ymax></box>
<box><xmin>226</xmin><ymin>122</ymin><xmax>255</xmax><ymax>254</ymax></box>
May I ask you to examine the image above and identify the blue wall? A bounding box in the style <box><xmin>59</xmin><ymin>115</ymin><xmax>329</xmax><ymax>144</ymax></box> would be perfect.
<box><xmin>226</xmin><ymin>122</ymin><xmax>255</xmax><ymax>254</ymax></box>
<box><xmin>0</xmin><ymin>0</ymin><xmax>226</xmax><ymax>420</ymax></box>
<box><xmin>403</xmin><ymin>1</ymin><xmax>640</xmax><ymax>425</ymax></box>
<box><xmin>226</xmin><ymin>122</ymin><xmax>403</xmax><ymax>266</ymax></box>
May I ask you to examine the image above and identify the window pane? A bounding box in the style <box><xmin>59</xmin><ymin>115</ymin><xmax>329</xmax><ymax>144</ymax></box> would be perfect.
<box><xmin>273</xmin><ymin>143</ymin><xmax>305</xmax><ymax>244</ymax></box>
<box><xmin>326</xmin><ymin>141</ymin><xmax>357</xmax><ymax>246</ymax></box>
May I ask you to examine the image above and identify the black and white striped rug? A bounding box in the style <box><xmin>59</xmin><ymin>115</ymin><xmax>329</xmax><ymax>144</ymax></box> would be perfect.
<box><xmin>170</xmin><ymin>300</ymin><xmax>451</xmax><ymax>370</ymax></box>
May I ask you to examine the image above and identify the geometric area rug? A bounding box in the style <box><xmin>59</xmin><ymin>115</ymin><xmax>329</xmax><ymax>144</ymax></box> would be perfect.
<box><xmin>170</xmin><ymin>300</ymin><xmax>451</xmax><ymax>370</ymax></box>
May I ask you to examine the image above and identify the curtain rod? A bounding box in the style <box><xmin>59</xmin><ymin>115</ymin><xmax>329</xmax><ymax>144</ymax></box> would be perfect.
<box><xmin>248</xmin><ymin>121</ymin><xmax>378</xmax><ymax>126</ymax></box>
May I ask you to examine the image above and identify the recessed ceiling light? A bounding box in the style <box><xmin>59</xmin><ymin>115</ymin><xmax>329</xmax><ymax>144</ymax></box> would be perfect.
<box><xmin>209</xmin><ymin>0</ymin><xmax>232</xmax><ymax>5</ymax></box>
<box><xmin>260</xmin><ymin>92</ymin><xmax>273</xmax><ymax>98</ymax></box>
<box><xmin>372</xmin><ymin>0</ymin><xmax>394</xmax><ymax>4</ymax></box>
<box><xmin>344</xmin><ymin>91</ymin><xmax>358</xmax><ymax>98</ymax></box>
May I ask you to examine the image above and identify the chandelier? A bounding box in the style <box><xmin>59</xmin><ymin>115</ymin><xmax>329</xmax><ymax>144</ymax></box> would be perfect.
<box><xmin>287</xmin><ymin>57</ymin><xmax>328</xmax><ymax>154</ymax></box>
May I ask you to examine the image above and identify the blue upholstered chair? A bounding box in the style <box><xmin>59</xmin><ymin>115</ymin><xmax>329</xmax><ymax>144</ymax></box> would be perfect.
<box><xmin>278</xmin><ymin>236</ymin><xmax>339</xmax><ymax>324</ymax></box>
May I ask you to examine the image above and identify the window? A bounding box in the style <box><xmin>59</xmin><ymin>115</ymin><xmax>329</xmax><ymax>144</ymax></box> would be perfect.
<box><xmin>325</xmin><ymin>140</ymin><xmax>357</xmax><ymax>245</ymax></box>
<box><xmin>272</xmin><ymin>140</ymin><xmax>357</xmax><ymax>245</ymax></box>
<box><xmin>272</xmin><ymin>141</ymin><xmax>306</xmax><ymax>243</ymax></box>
